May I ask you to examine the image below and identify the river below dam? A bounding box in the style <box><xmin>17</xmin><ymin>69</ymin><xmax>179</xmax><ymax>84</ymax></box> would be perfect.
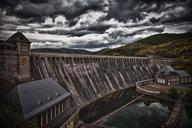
<box><xmin>99</xmin><ymin>102</ymin><xmax>192</xmax><ymax>128</ymax></box>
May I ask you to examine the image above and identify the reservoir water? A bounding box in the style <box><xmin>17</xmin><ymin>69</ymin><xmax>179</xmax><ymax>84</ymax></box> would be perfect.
<box><xmin>100</xmin><ymin>102</ymin><xmax>192</xmax><ymax>128</ymax></box>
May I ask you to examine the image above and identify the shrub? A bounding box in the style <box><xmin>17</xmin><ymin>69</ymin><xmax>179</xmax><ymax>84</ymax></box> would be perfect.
<box><xmin>168</xmin><ymin>88</ymin><xmax>178</xmax><ymax>100</ymax></box>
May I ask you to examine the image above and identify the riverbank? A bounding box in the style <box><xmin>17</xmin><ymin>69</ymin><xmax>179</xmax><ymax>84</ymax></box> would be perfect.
<box><xmin>137</xmin><ymin>84</ymin><xmax>192</xmax><ymax>104</ymax></box>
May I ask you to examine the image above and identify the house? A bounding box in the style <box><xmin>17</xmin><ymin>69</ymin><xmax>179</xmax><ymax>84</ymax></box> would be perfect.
<box><xmin>155</xmin><ymin>65</ymin><xmax>192</xmax><ymax>86</ymax></box>
<box><xmin>5</xmin><ymin>78</ymin><xmax>79</xmax><ymax>128</ymax></box>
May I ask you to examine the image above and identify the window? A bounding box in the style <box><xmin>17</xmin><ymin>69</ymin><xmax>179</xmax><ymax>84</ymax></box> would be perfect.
<box><xmin>56</xmin><ymin>103</ymin><xmax>59</xmax><ymax>115</ymax></box>
<box><xmin>21</xmin><ymin>46</ymin><xmax>28</xmax><ymax>53</ymax></box>
<box><xmin>60</xmin><ymin>102</ymin><xmax>63</xmax><ymax>113</ymax></box>
<box><xmin>43</xmin><ymin>112</ymin><xmax>47</xmax><ymax>126</ymax></box>
<box><xmin>54</xmin><ymin>105</ymin><xmax>57</xmax><ymax>118</ymax></box>
<box><xmin>21</xmin><ymin>57</ymin><xmax>28</xmax><ymax>67</ymax></box>
<box><xmin>52</xmin><ymin>106</ymin><xmax>55</xmax><ymax>119</ymax></box>
<box><xmin>62</xmin><ymin>101</ymin><xmax>65</xmax><ymax>111</ymax></box>
<box><xmin>48</xmin><ymin>109</ymin><xmax>51</xmax><ymax>122</ymax></box>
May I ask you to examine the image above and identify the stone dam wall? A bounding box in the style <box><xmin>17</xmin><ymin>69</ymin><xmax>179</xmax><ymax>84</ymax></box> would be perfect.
<box><xmin>30</xmin><ymin>53</ymin><xmax>155</xmax><ymax>107</ymax></box>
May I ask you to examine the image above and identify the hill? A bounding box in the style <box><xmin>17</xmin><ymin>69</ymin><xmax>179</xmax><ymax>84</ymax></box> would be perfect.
<box><xmin>101</xmin><ymin>33</ymin><xmax>192</xmax><ymax>74</ymax></box>
<box><xmin>32</xmin><ymin>48</ymin><xmax>93</xmax><ymax>55</ymax></box>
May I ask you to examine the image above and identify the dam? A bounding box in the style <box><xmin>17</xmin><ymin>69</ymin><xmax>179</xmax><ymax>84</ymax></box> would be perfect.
<box><xmin>30</xmin><ymin>53</ymin><xmax>154</xmax><ymax>107</ymax></box>
<box><xmin>0</xmin><ymin>32</ymin><xmax>160</xmax><ymax>128</ymax></box>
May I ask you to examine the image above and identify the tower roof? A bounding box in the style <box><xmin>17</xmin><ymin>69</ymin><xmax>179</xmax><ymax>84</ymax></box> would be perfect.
<box><xmin>6</xmin><ymin>32</ymin><xmax>31</xmax><ymax>44</ymax></box>
<box><xmin>158</xmin><ymin>65</ymin><xmax>177</xmax><ymax>75</ymax></box>
<box><xmin>5</xmin><ymin>78</ymin><xmax>70</xmax><ymax>120</ymax></box>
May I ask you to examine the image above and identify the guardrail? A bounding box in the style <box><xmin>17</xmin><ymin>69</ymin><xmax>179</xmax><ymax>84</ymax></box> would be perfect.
<box><xmin>135</xmin><ymin>79</ymin><xmax>154</xmax><ymax>86</ymax></box>
<box><xmin>136</xmin><ymin>79</ymin><xmax>160</xmax><ymax>95</ymax></box>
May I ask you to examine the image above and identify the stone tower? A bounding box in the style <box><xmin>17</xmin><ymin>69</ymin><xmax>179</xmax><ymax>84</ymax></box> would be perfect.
<box><xmin>0</xmin><ymin>32</ymin><xmax>31</xmax><ymax>93</ymax></box>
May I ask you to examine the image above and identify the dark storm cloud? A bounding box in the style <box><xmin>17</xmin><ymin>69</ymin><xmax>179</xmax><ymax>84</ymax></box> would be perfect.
<box><xmin>108</xmin><ymin>26</ymin><xmax>165</xmax><ymax>39</ymax></box>
<box><xmin>0</xmin><ymin>0</ymin><xmax>108</xmax><ymax>21</ymax></box>
<box><xmin>76</xmin><ymin>24</ymin><xmax>112</xmax><ymax>34</ymax></box>
<box><xmin>1</xmin><ymin>0</ymin><xmax>192</xmax><ymax>24</ymax></box>
<box><xmin>107</xmin><ymin>0</ymin><xmax>192</xmax><ymax>23</ymax></box>
<box><xmin>29</xmin><ymin>0</ymin><xmax>50</xmax><ymax>4</ymax></box>
<box><xmin>36</xmin><ymin>23</ymin><xmax>112</xmax><ymax>37</ymax></box>
<box><xmin>38</xmin><ymin>29</ymin><xmax>94</xmax><ymax>37</ymax></box>
<box><xmin>69</xmin><ymin>40</ymin><xmax>114</xmax><ymax>49</ymax></box>
<box><xmin>0</xmin><ymin>0</ymin><xmax>192</xmax><ymax>51</ymax></box>
<box><xmin>69</xmin><ymin>37</ymin><xmax>134</xmax><ymax>49</ymax></box>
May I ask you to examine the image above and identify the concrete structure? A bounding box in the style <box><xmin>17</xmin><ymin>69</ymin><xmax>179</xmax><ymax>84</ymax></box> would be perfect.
<box><xmin>155</xmin><ymin>65</ymin><xmax>192</xmax><ymax>86</ymax></box>
<box><xmin>0</xmin><ymin>32</ymin><xmax>31</xmax><ymax>93</ymax></box>
<box><xmin>136</xmin><ymin>79</ymin><xmax>160</xmax><ymax>95</ymax></box>
<box><xmin>30</xmin><ymin>53</ymin><xmax>154</xmax><ymax>107</ymax></box>
<box><xmin>6</xmin><ymin>78</ymin><xmax>79</xmax><ymax>128</ymax></box>
<box><xmin>147</xmin><ymin>55</ymin><xmax>177</xmax><ymax>66</ymax></box>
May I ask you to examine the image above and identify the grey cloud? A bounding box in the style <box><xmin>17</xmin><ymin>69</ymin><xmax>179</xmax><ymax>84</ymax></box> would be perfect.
<box><xmin>34</xmin><ymin>23</ymin><xmax>112</xmax><ymax>37</ymax></box>
<box><xmin>1</xmin><ymin>0</ymin><xmax>108</xmax><ymax>21</ymax></box>
<box><xmin>29</xmin><ymin>0</ymin><xmax>50</xmax><ymax>4</ymax></box>
<box><xmin>108</xmin><ymin>26</ymin><xmax>165</xmax><ymax>40</ymax></box>
<box><xmin>1</xmin><ymin>0</ymin><xmax>192</xmax><ymax>25</ymax></box>
<box><xmin>69</xmin><ymin>37</ymin><xmax>133</xmax><ymax>49</ymax></box>
<box><xmin>0</xmin><ymin>0</ymin><xmax>192</xmax><ymax>51</ymax></box>
<box><xmin>76</xmin><ymin>24</ymin><xmax>112</xmax><ymax>34</ymax></box>
<box><xmin>107</xmin><ymin>0</ymin><xmax>192</xmax><ymax>24</ymax></box>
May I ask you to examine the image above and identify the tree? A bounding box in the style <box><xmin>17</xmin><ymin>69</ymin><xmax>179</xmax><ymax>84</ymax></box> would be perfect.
<box><xmin>168</xmin><ymin>88</ymin><xmax>178</xmax><ymax>100</ymax></box>
<box><xmin>0</xmin><ymin>104</ymin><xmax>23</xmax><ymax>128</ymax></box>
<box><xmin>0</xmin><ymin>104</ymin><xmax>38</xmax><ymax>128</ymax></box>
<box><xmin>186</xmin><ymin>90</ymin><xmax>192</xmax><ymax>103</ymax></box>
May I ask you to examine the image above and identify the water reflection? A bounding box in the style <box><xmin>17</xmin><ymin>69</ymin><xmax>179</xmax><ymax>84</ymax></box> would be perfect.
<box><xmin>101</xmin><ymin>102</ymin><xmax>170</xmax><ymax>128</ymax></box>
<box><xmin>101</xmin><ymin>102</ymin><xmax>192</xmax><ymax>128</ymax></box>
<box><xmin>180</xmin><ymin>109</ymin><xmax>192</xmax><ymax>128</ymax></box>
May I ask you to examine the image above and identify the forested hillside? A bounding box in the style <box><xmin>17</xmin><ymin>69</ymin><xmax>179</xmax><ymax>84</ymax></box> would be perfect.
<box><xmin>101</xmin><ymin>33</ymin><xmax>192</xmax><ymax>74</ymax></box>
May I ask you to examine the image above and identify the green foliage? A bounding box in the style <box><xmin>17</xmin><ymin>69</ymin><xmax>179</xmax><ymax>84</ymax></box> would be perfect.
<box><xmin>168</xmin><ymin>88</ymin><xmax>178</xmax><ymax>100</ymax></box>
<box><xmin>185</xmin><ymin>90</ymin><xmax>192</xmax><ymax>103</ymax></box>
<box><xmin>0</xmin><ymin>105</ymin><xmax>23</xmax><ymax>128</ymax></box>
<box><xmin>101</xmin><ymin>33</ymin><xmax>192</xmax><ymax>74</ymax></box>
<box><xmin>0</xmin><ymin>104</ymin><xmax>38</xmax><ymax>128</ymax></box>
<box><xmin>20</xmin><ymin>119</ymin><xmax>39</xmax><ymax>128</ymax></box>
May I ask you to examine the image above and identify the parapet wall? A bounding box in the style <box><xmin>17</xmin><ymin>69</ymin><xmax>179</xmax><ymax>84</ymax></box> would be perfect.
<box><xmin>30</xmin><ymin>53</ymin><xmax>155</xmax><ymax>107</ymax></box>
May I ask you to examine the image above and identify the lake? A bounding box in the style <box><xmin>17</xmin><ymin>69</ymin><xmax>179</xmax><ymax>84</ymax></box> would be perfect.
<box><xmin>100</xmin><ymin>102</ymin><xmax>192</xmax><ymax>128</ymax></box>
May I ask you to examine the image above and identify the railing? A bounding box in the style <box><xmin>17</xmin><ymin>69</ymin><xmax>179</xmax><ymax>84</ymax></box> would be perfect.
<box><xmin>59</xmin><ymin>110</ymin><xmax>79</xmax><ymax>128</ymax></box>
<box><xmin>31</xmin><ymin>52</ymin><xmax>148</xmax><ymax>59</ymax></box>
<box><xmin>136</xmin><ymin>85</ymin><xmax>160</xmax><ymax>95</ymax></box>
<box><xmin>136</xmin><ymin>79</ymin><xmax>160</xmax><ymax>95</ymax></box>
<box><xmin>135</xmin><ymin>79</ymin><xmax>154</xmax><ymax>86</ymax></box>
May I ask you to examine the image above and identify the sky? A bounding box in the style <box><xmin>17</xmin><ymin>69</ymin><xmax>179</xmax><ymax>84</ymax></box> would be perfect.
<box><xmin>0</xmin><ymin>0</ymin><xmax>192</xmax><ymax>51</ymax></box>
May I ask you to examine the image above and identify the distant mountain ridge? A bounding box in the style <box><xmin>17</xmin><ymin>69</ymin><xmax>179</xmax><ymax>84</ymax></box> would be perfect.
<box><xmin>100</xmin><ymin>32</ymin><xmax>192</xmax><ymax>56</ymax></box>
<box><xmin>32</xmin><ymin>48</ymin><xmax>93</xmax><ymax>55</ymax></box>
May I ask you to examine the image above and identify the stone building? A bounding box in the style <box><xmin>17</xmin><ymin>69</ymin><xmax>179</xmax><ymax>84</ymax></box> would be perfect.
<box><xmin>155</xmin><ymin>65</ymin><xmax>192</xmax><ymax>86</ymax></box>
<box><xmin>6</xmin><ymin>78</ymin><xmax>79</xmax><ymax>128</ymax></box>
<box><xmin>0</xmin><ymin>32</ymin><xmax>31</xmax><ymax>94</ymax></box>
<box><xmin>1</xmin><ymin>32</ymin><xmax>79</xmax><ymax>128</ymax></box>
